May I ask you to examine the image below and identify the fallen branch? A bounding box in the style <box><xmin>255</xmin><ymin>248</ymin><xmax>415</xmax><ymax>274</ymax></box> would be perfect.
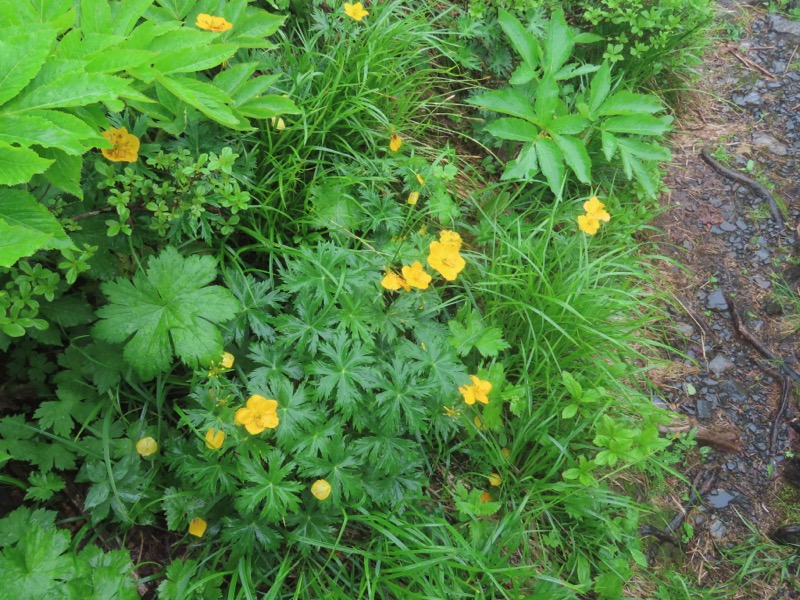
<box><xmin>700</xmin><ymin>147</ymin><xmax>784</xmax><ymax>228</ymax></box>
<box><xmin>659</xmin><ymin>417</ymin><xmax>740</xmax><ymax>453</ymax></box>
<box><xmin>770</xmin><ymin>375</ymin><xmax>793</xmax><ymax>457</ymax></box>
<box><xmin>724</xmin><ymin>294</ymin><xmax>800</xmax><ymax>383</ymax></box>
<box><xmin>728</xmin><ymin>49</ymin><xmax>778</xmax><ymax>80</ymax></box>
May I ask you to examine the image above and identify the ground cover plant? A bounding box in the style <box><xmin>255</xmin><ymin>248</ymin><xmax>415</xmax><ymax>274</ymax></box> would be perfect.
<box><xmin>0</xmin><ymin>0</ymin><xmax>728</xmax><ymax>597</ymax></box>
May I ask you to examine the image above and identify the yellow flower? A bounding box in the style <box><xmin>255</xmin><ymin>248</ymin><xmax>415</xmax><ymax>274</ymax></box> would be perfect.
<box><xmin>389</xmin><ymin>132</ymin><xmax>402</xmax><ymax>152</ymax></box>
<box><xmin>577</xmin><ymin>213</ymin><xmax>600</xmax><ymax>235</ymax></box>
<box><xmin>473</xmin><ymin>415</ymin><xmax>486</xmax><ymax>429</ymax></box>
<box><xmin>221</xmin><ymin>352</ymin><xmax>234</xmax><ymax>369</ymax></box>
<box><xmin>459</xmin><ymin>375</ymin><xmax>492</xmax><ymax>405</ymax></box>
<box><xmin>583</xmin><ymin>197</ymin><xmax>611</xmax><ymax>222</ymax></box>
<box><xmin>488</xmin><ymin>473</ymin><xmax>502</xmax><ymax>487</ymax></box>
<box><xmin>501</xmin><ymin>447</ymin><xmax>511</xmax><ymax>459</ymax></box>
<box><xmin>438</xmin><ymin>230</ymin><xmax>463</xmax><ymax>247</ymax></box>
<box><xmin>311</xmin><ymin>479</ymin><xmax>332</xmax><ymax>500</ymax></box>
<box><xmin>234</xmin><ymin>394</ymin><xmax>279</xmax><ymax>434</ymax></box>
<box><xmin>427</xmin><ymin>240</ymin><xmax>466</xmax><ymax>282</ymax></box>
<box><xmin>188</xmin><ymin>517</ymin><xmax>207</xmax><ymax>537</ymax></box>
<box><xmin>444</xmin><ymin>405</ymin><xmax>459</xmax><ymax>418</ymax></box>
<box><xmin>381</xmin><ymin>271</ymin><xmax>410</xmax><ymax>292</ymax></box>
<box><xmin>205</xmin><ymin>428</ymin><xmax>225</xmax><ymax>450</ymax></box>
<box><xmin>401</xmin><ymin>261</ymin><xmax>432</xmax><ymax>290</ymax></box>
<box><xmin>416</xmin><ymin>173</ymin><xmax>425</xmax><ymax>186</ymax></box>
<box><xmin>407</xmin><ymin>191</ymin><xmax>419</xmax><ymax>206</ymax></box>
<box><xmin>270</xmin><ymin>117</ymin><xmax>286</xmax><ymax>131</ymax></box>
<box><xmin>480</xmin><ymin>491</ymin><xmax>493</xmax><ymax>502</ymax></box>
<box><xmin>196</xmin><ymin>13</ymin><xmax>233</xmax><ymax>32</ymax></box>
<box><xmin>100</xmin><ymin>127</ymin><xmax>139</xmax><ymax>163</ymax></box>
<box><xmin>344</xmin><ymin>2</ymin><xmax>369</xmax><ymax>20</ymax></box>
<box><xmin>135</xmin><ymin>436</ymin><xmax>157</xmax><ymax>457</ymax></box>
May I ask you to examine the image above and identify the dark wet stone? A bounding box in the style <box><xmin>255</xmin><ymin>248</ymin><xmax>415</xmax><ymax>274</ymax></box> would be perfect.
<box><xmin>764</xmin><ymin>299</ymin><xmax>783</xmax><ymax>316</ymax></box>
<box><xmin>768</xmin><ymin>13</ymin><xmax>800</xmax><ymax>38</ymax></box>
<box><xmin>753</xmin><ymin>275</ymin><xmax>771</xmax><ymax>289</ymax></box>
<box><xmin>651</xmin><ymin>396</ymin><xmax>668</xmax><ymax>411</ymax></box>
<box><xmin>720</xmin><ymin>221</ymin><xmax>737</xmax><ymax>232</ymax></box>
<box><xmin>752</xmin><ymin>132</ymin><xmax>790</xmax><ymax>156</ymax></box>
<box><xmin>784</xmin><ymin>457</ymin><xmax>800</xmax><ymax>488</ymax></box>
<box><xmin>719</xmin><ymin>379</ymin><xmax>748</xmax><ymax>401</ymax></box>
<box><xmin>757</xmin><ymin>248</ymin><xmax>770</xmax><ymax>262</ymax></box>
<box><xmin>709</xmin><ymin>519</ymin><xmax>728</xmax><ymax>538</ymax></box>
<box><xmin>736</xmin><ymin>219</ymin><xmax>749</xmax><ymax>230</ymax></box>
<box><xmin>707</xmin><ymin>490</ymin><xmax>736</xmax><ymax>509</ymax></box>
<box><xmin>696</xmin><ymin>398</ymin><xmax>713</xmax><ymax>420</ymax></box>
<box><xmin>709</xmin><ymin>355</ymin><xmax>735</xmax><ymax>376</ymax></box>
<box><xmin>707</xmin><ymin>289</ymin><xmax>728</xmax><ymax>311</ymax></box>
<box><xmin>770</xmin><ymin>525</ymin><xmax>800</xmax><ymax>546</ymax></box>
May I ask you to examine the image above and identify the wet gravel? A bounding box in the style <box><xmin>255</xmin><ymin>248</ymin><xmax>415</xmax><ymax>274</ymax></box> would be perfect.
<box><xmin>652</xmin><ymin>1</ymin><xmax>800</xmax><ymax>581</ymax></box>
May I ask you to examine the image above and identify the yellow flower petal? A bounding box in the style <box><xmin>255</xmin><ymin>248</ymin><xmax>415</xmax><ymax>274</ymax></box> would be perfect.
<box><xmin>343</xmin><ymin>2</ymin><xmax>369</xmax><ymax>21</ymax></box>
<box><xmin>389</xmin><ymin>132</ymin><xmax>402</xmax><ymax>152</ymax></box>
<box><xmin>401</xmin><ymin>261</ymin><xmax>432</xmax><ymax>290</ymax></box>
<box><xmin>501</xmin><ymin>447</ymin><xmax>511</xmax><ymax>459</ymax></box>
<box><xmin>480</xmin><ymin>491</ymin><xmax>493</xmax><ymax>502</ymax></box>
<box><xmin>427</xmin><ymin>241</ymin><xmax>466</xmax><ymax>281</ymax></box>
<box><xmin>439</xmin><ymin>230</ymin><xmax>462</xmax><ymax>247</ymax></box>
<box><xmin>470</xmin><ymin>375</ymin><xmax>492</xmax><ymax>404</ymax></box>
<box><xmin>135</xmin><ymin>436</ymin><xmax>157</xmax><ymax>457</ymax></box>
<box><xmin>196</xmin><ymin>13</ymin><xmax>233</xmax><ymax>32</ymax></box>
<box><xmin>416</xmin><ymin>173</ymin><xmax>425</xmax><ymax>185</ymax></box>
<box><xmin>577</xmin><ymin>213</ymin><xmax>600</xmax><ymax>235</ymax></box>
<box><xmin>311</xmin><ymin>479</ymin><xmax>332</xmax><ymax>500</ymax></box>
<box><xmin>236</xmin><ymin>396</ymin><xmax>279</xmax><ymax>434</ymax></box>
<box><xmin>381</xmin><ymin>271</ymin><xmax>410</xmax><ymax>291</ymax></box>
<box><xmin>583</xmin><ymin>197</ymin><xmax>610</xmax><ymax>222</ymax></box>
<box><xmin>101</xmin><ymin>127</ymin><xmax>139</xmax><ymax>163</ymax></box>
<box><xmin>188</xmin><ymin>517</ymin><xmax>207</xmax><ymax>537</ymax></box>
<box><xmin>488</xmin><ymin>473</ymin><xmax>502</xmax><ymax>487</ymax></box>
<box><xmin>205</xmin><ymin>428</ymin><xmax>225</xmax><ymax>450</ymax></box>
<box><xmin>221</xmin><ymin>352</ymin><xmax>234</xmax><ymax>369</ymax></box>
<box><xmin>407</xmin><ymin>191</ymin><xmax>419</xmax><ymax>205</ymax></box>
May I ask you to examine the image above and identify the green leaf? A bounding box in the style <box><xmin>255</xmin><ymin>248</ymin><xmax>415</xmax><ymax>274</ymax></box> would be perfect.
<box><xmin>0</xmin><ymin>188</ymin><xmax>70</xmax><ymax>250</ymax></box>
<box><xmin>448</xmin><ymin>311</ymin><xmax>510</xmax><ymax>358</ymax></box>
<box><xmin>0</xmin><ymin>142</ymin><xmax>52</xmax><ymax>185</ymax></box>
<box><xmin>485</xmin><ymin>117</ymin><xmax>539</xmax><ymax>142</ymax></box>
<box><xmin>85</xmin><ymin>49</ymin><xmax>156</xmax><ymax>74</ymax></box>
<box><xmin>543</xmin><ymin>9</ymin><xmax>574</xmax><ymax>74</ymax></box>
<box><xmin>597</xmin><ymin>91</ymin><xmax>664</xmax><ymax>116</ymax></box>
<box><xmin>0</xmin><ymin>524</ymin><xmax>74</xmax><ymax>597</ymax></box>
<box><xmin>93</xmin><ymin>246</ymin><xmax>240</xmax><ymax>379</ymax></box>
<box><xmin>547</xmin><ymin>114</ymin><xmax>590</xmax><ymax>135</ymax></box>
<box><xmin>501</xmin><ymin>143</ymin><xmax>538</xmax><ymax>181</ymax></box>
<box><xmin>553</xmin><ymin>134</ymin><xmax>591</xmax><ymax>183</ymax></box>
<box><xmin>110</xmin><ymin>0</ymin><xmax>154</xmax><ymax>36</ymax></box>
<box><xmin>230</xmin><ymin>74</ymin><xmax>285</xmax><ymax>105</ymax></box>
<box><xmin>534</xmin><ymin>75</ymin><xmax>559</xmax><ymax>121</ymax></box>
<box><xmin>497</xmin><ymin>9</ymin><xmax>539</xmax><ymax>69</ymax></box>
<box><xmin>235</xmin><ymin>449</ymin><xmax>303</xmax><ymax>523</ymax></box>
<box><xmin>37</xmin><ymin>147</ymin><xmax>83</xmax><ymax>198</ymax></box>
<box><xmin>153</xmin><ymin>44</ymin><xmax>238</xmax><ymax>75</ymax></box>
<box><xmin>236</xmin><ymin>94</ymin><xmax>300</xmax><ymax>119</ymax></box>
<box><xmin>588</xmin><ymin>62</ymin><xmax>611</xmax><ymax>115</ymax></box>
<box><xmin>561</xmin><ymin>404</ymin><xmax>578</xmax><ymax>419</ymax></box>
<box><xmin>227</xmin><ymin>11</ymin><xmax>287</xmax><ymax>48</ymax></box>
<box><xmin>6</xmin><ymin>71</ymin><xmax>130</xmax><ymax>111</ymax></box>
<box><xmin>468</xmin><ymin>87</ymin><xmax>536</xmax><ymax>121</ymax></box>
<box><xmin>80</xmin><ymin>0</ymin><xmax>112</xmax><ymax>34</ymax></box>
<box><xmin>603</xmin><ymin>115</ymin><xmax>672</xmax><ymax>136</ymax></box>
<box><xmin>553</xmin><ymin>63</ymin><xmax>600</xmax><ymax>81</ymax></box>
<box><xmin>212</xmin><ymin>62</ymin><xmax>260</xmax><ymax>95</ymax></box>
<box><xmin>24</xmin><ymin>471</ymin><xmax>65</xmax><ymax>502</ymax></box>
<box><xmin>534</xmin><ymin>137</ymin><xmax>565</xmax><ymax>197</ymax></box>
<box><xmin>561</xmin><ymin>371</ymin><xmax>583</xmax><ymax>400</ymax></box>
<box><xmin>155</xmin><ymin>74</ymin><xmax>244</xmax><ymax>129</ymax></box>
<box><xmin>0</xmin><ymin>114</ymin><xmax>83</xmax><ymax>155</ymax></box>
<box><xmin>0</xmin><ymin>27</ymin><xmax>57</xmax><ymax>107</ymax></box>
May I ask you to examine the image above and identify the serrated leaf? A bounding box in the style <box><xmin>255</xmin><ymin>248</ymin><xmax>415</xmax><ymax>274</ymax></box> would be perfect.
<box><xmin>24</xmin><ymin>471</ymin><xmax>65</xmax><ymax>501</ymax></box>
<box><xmin>6</xmin><ymin>71</ymin><xmax>130</xmax><ymax>111</ymax></box>
<box><xmin>93</xmin><ymin>246</ymin><xmax>240</xmax><ymax>380</ymax></box>
<box><xmin>0</xmin><ymin>114</ymin><xmax>85</xmax><ymax>155</ymax></box>
<box><xmin>468</xmin><ymin>87</ymin><xmax>536</xmax><ymax>121</ymax></box>
<box><xmin>502</xmin><ymin>143</ymin><xmax>538</xmax><ymax>181</ymax></box>
<box><xmin>602</xmin><ymin>115</ymin><xmax>671</xmax><ymax>136</ymax></box>
<box><xmin>553</xmin><ymin>134</ymin><xmax>591</xmax><ymax>184</ymax></box>
<box><xmin>37</xmin><ymin>147</ymin><xmax>83</xmax><ymax>198</ymax></box>
<box><xmin>155</xmin><ymin>73</ymin><xmax>244</xmax><ymax>129</ymax></box>
<box><xmin>0</xmin><ymin>142</ymin><xmax>53</xmax><ymax>185</ymax></box>
<box><xmin>0</xmin><ymin>27</ymin><xmax>57</xmax><ymax>107</ymax></box>
<box><xmin>485</xmin><ymin>117</ymin><xmax>539</xmax><ymax>142</ymax></box>
<box><xmin>0</xmin><ymin>221</ymin><xmax>49</xmax><ymax>268</ymax></box>
<box><xmin>597</xmin><ymin>91</ymin><xmax>664</xmax><ymax>116</ymax></box>
<box><xmin>448</xmin><ymin>311</ymin><xmax>510</xmax><ymax>358</ymax></box>
<box><xmin>110</xmin><ymin>0</ymin><xmax>154</xmax><ymax>36</ymax></box>
<box><xmin>235</xmin><ymin>449</ymin><xmax>303</xmax><ymax>523</ymax></box>
<box><xmin>588</xmin><ymin>62</ymin><xmax>611</xmax><ymax>115</ymax></box>
<box><xmin>0</xmin><ymin>188</ymin><xmax>71</xmax><ymax>250</ymax></box>
<box><xmin>497</xmin><ymin>9</ymin><xmax>539</xmax><ymax>69</ymax></box>
<box><xmin>236</xmin><ymin>94</ymin><xmax>300</xmax><ymax>119</ymax></box>
<box><xmin>153</xmin><ymin>44</ymin><xmax>238</xmax><ymax>75</ymax></box>
<box><xmin>534</xmin><ymin>136</ymin><xmax>564</xmax><ymax>197</ymax></box>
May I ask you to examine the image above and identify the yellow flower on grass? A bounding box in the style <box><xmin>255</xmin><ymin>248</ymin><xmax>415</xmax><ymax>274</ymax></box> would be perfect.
<box><xmin>344</xmin><ymin>2</ymin><xmax>369</xmax><ymax>20</ymax></box>
<box><xmin>381</xmin><ymin>271</ymin><xmax>410</xmax><ymax>292</ymax></box>
<box><xmin>428</xmin><ymin>239</ymin><xmax>466</xmax><ymax>281</ymax></box>
<box><xmin>459</xmin><ymin>375</ymin><xmax>492</xmax><ymax>405</ymax></box>
<box><xmin>416</xmin><ymin>173</ymin><xmax>425</xmax><ymax>185</ymax></box>
<box><xmin>577</xmin><ymin>197</ymin><xmax>610</xmax><ymax>236</ymax></box>
<box><xmin>135</xmin><ymin>436</ymin><xmax>157</xmax><ymax>457</ymax></box>
<box><xmin>480</xmin><ymin>491</ymin><xmax>493</xmax><ymax>502</ymax></box>
<box><xmin>311</xmin><ymin>479</ymin><xmax>332</xmax><ymax>500</ymax></box>
<box><xmin>401</xmin><ymin>261</ymin><xmax>432</xmax><ymax>290</ymax></box>
<box><xmin>188</xmin><ymin>517</ymin><xmax>207</xmax><ymax>537</ymax></box>
<box><xmin>488</xmin><ymin>473</ymin><xmax>502</xmax><ymax>487</ymax></box>
<box><xmin>407</xmin><ymin>191</ymin><xmax>419</xmax><ymax>206</ymax></box>
<box><xmin>205</xmin><ymin>428</ymin><xmax>225</xmax><ymax>450</ymax></box>
<box><xmin>100</xmin><ymin>127</ymin><xmax>139</xmax><ymax>163</ymax></box>
<box><xmin>234</xmin><ymin>395</ymin><xmax>279</xmax><ymax>434</ymax></box>
<box><xmin>438</xmin><ymin>230</ymin><xmax>463</xmax><ymax>247</ymax></box>
<box><xmin>270</xmin><ymin>117</ymin><xmax>286</xmax><ymax>131</ymax></box>
<box><xmin>221</xmin><ymin>352</ymin><xmax>234</xmax><ymax>369</ymax></box>
<box><xmin>209</xmin><ymin>351</ymin><xmax>235</xmax><ymax>377</ymax></box>
<box><xmin>501</xmin><ymin>447</ymin><xmax>511</xmax><ymax>459</ymax></box>
<box><xmin>389</xmin><ymin>132</ymin><xmax>402</xmax><ymax>152</ymax></box>
<box><xmin>196</xmin><ymin>13</ymin><xmax>233</xmax><ymax>32</ymax></box>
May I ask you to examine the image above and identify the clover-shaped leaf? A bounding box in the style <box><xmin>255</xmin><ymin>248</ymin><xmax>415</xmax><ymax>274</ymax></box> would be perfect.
<box><xmin>93</xmin><ymin>246</ymin><xmax>239</xmax><ymax>380</ymax></box>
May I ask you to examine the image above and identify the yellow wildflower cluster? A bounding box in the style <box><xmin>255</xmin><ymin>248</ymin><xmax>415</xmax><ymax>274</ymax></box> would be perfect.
<box><xmin>577</xmin><ymin>197</ymin><xmax>611</xmax><ymax>235</ymax></box>
<box><xmin>234</xmin><ymin>394</ymin><xmax>279</xmax><ymax>434</ymax></box>
<box><xmin>428</xmin><ymin>230</ymin><xmax>466</xmax><ymax>281</ymax></box>
<box><xmin>381</xmin><ymin>261</ymin><xmax>432</xmax><ymax>291</ymax></box>
<box><xmin>100</xmin><ymin>127</ymin><xmax>139</xmax><ymax>163</ymax></box>
<box><xmin>196</xmin><ymin>13</ymin><xmax>233</xmax><ymax>32</ymax></box>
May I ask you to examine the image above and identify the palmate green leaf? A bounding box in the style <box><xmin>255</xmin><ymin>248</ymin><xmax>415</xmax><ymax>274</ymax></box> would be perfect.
<box><xmin>75</xmin><ymin>545</ymin><xmax>138</xmax><ymax>600</ymax></box>
<box><xmin>467</xmin><ymin>87</ymin><xmax>536</xmax><ymax>121</ymax></box>
<box><xmin>375</xmin><ymin>358</ymin><xmax>434</xmax><ymax>436</ymax></box>
<box><xmin>535</xmin><ymin>136</ymin><xmax>565</xmax><ymax>197</ymax></box>
<box><xmin>0</xmin><ymin>188</ymin><xmax>71</xmax><ymax>266</ymax></box>
<box><xmin>235</xmin><ymin>449</ymin><xmax>303</xmax><ymax>523</ymax></box>
<box><xmin>0</xmin><ymin>26</ymin><xmax>57</xmax><ymax>107</ymax></box>
<box><xmin>224</xmin><ymin>271</ymin><xmax>285</xmax><ymax>343</ymax></box>
<box><xmin>0</xmin><ymin>142</ymin><xmax>52</xmax><ymax>185</ymax></box>
<box><xmin>502</xmin><ymin>143</ymin><xmax>538</xmax><ymax>180</ymax></box>
<box><xmin>553</xmin><ymin>134</ymin><xmax>591</xmax><ymax>184</ymax></box>
<box><xmin>447</xmin><ymin>312</ymin><xmax>510</xmax><ymax>359</ymax></box>
<box><xmin>485</xmin><ymin>117</ymin><xmax>539</xmax><ymax>142</ymax></box>
<box><xmin>93</xmin><ymin>246</ymin><xmax>240</xmax><ymax>380</ymax></box>
<box><xmin>236</xmin><ymin>95</ymin><xmax>299</xmax><ymax>120</ymax></box>
<box><xmin>497</xmin><ymin>9</ymin><xmax>539</xmax><ymax>70</ymax></box>
<box><xmin>296</xmin><ymin>435</ymin><xmax>363</xmax><ymax>503</ymax></box>
<box><xmin>157</xmin><ymin>557</ymin><xmax>222</xmax><ymax>600</ymax></box>
<box><xmin>36</xmin><ymin>147</ymin><xmax>83</xmax><ymax>198</ymax></box>
<box><xmin>0</xmin><ymin>524</ymin><xmax>74</xmax><ymax>598</ymax></box>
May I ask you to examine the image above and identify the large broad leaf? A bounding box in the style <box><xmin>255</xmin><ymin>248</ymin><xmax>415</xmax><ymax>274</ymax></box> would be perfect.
<box><xmin>0</xmin><ymin>27</ymin><xmax>57</xmax><ymax>107</ymax></box>
<box><xmin>0</xmin><ymin>114</ymin><xmax>86</xmax><ymax>155</ymax></box>
<box><xmin>485</xmin><ymin>117</ymin><xmax>539</xmax><ymax>142</ymax></box>
<box><xmin>155</xmin><ymin>74</ymin><xmax>244</xmax><ymax>129</ymax></box>
<box><xmin>6</xmin><ymin>72</ymin><xmax>130</xmax><ymax>112</ymax></box>
<box><xmin>602</xmin><ymin>115</ymin><xmax>672</xmax><ymax>136</ymax></box>
<box><xmin>468</xmin><ymin>87</ymin><xmax>536</xmax><ymax>121</ymax></box>
<box><xmin>553</xmin><ymin>134</ymin><xmax>591</xmax><ymax>184</ymax></box>
<box><xmin>534</xmin><ymin>75</ymin><xmax>559</xmax><ymax>123</ymax></box>
<box><xmin>230</xmin><ymin>74</ymin><xmax>284</xmax><ymax>105</ymax></box>
<box><xmin>93</xmin><ymin>246</ymin><xmax>240</xmax><ymax>380</ymax></box>
<box><xmin>228</xmin><ymin>11</ymin><xmax>287</xmax><ymax>49</ymax></box>
<box><xmin>0</xmin><ymin>222</ymin><xmax>49</xmax><ymax>269</ymax></box>
<box><xmin>212</xmin><ymin>62</ymin><xmax>260</xmax><ymax>95</ymax></box>
<box><xmin>110</xmin><ymin>0</ymin><xmax>154</xmax><ymax>36</ymax></box>
<box><xmin>588</xmin><ymin>62</ymin><xmax>611</xmax><ymax>115</ymax></box>
<box><xmin>153</xmin><ymin>44</ymin><xmax>238</xmax><ymax>75</ymax></box>
<box><xmin>236</xmin><ymin>95</ymin><xmax>299</xmax><ymax>120</ymax></box>
<box><xmin>0</xmin><ymin>142</ymin><xmax>53</xmax><ymax>185</ymax></box>
<box><xmin>501</xmin><ymin>143</ymin><xmax>538</xmax><ymax>181</ymax></box>
<box><xmin>597</xmin><ymin>91</ymin><xmax>664</xmax><ymax>116</ymax></box>
<box><xmin>543</xmin><ymin>10</ymin><xmax>574</xmax><ymax>75</ymax></box>
<box><xmin>0</xmin><ymin>188</ymin><xmax>71</xmax><ymax>250</ymax></box>
<box><xmin>535</xmin><ymin>137</ymin><xmax>565</xmax><ymax>197</ymax></box>
<box><xmin>80</xmin><ymin>0</ymin><xmax>112</xmax><ymax>34</ymax></box>
<box><xmin>498</xmin><ymin>9</ymin><xmax>539</xmax><ymax>70</ymax></box>
<box><xmin>37</xmin><ymin>148</ymin><xmax>83</xmax><ymax>199</ymax></box>
<box><xmin>547</xmin><ymin>114</ymin><xmax>590</xmax><ymax>135</ymax></box>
